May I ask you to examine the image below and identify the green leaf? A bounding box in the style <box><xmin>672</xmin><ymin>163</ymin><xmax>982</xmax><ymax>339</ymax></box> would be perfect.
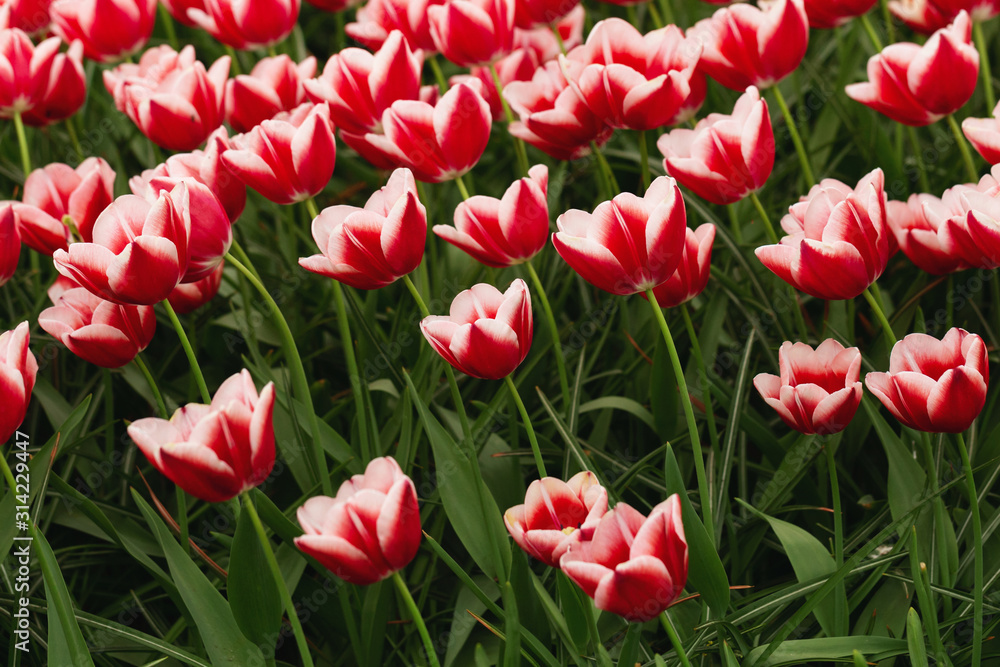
<box><xmin>578</xmin><ymin>397</ymin><xmax>656</xmax><ymax>432</ymax></box>
<box><xmin>132</xmin><ymin>490</ymin><xmax>265</xmax><ymax>666</ymax></box>
<box><xmin>615</xmin><ymin>622</ymin><xmax>641</xmax><ymax>667</ymax></box>
<box><xmin>501</xmin><ymin>581</ymin><xmax>521</xmax><ymax>667</ymax></box>
<box><xmin>746</xmin><ymin>637</ymin><xmax>907</xmax><ymax>666</ymax></box>
<box><xmin>906</xmin><ymin>608</ymin><xmax>929</xmax><ymax>667</ymax></box>
<box><xmin>557</xmin><ymin>570</ymin><xmax>589</xmax><ymax>652</ymax></box>
<box><xmin>31</xmin><ymin>524</ymin><xmax>95</xmax><ymax>666</ymax></box>
<box><xmin>862</xmin><ymin>399</ymin><xmax>926</xmax><ymax>535</ymax></box>
<box><xmin>852</xmin><ymin>649</ymin><xmax>868</xmax><ymax>667</ymax></box>
<box><xmin>228</xmin><ymin>502</ymin><xmax>282</xmax><ymax>657</ymax></box>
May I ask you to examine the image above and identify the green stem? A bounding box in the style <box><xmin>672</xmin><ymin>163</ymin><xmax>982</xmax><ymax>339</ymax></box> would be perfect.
<box><xmin>0</xmin><ymin>447</ymin><xmax>18</xmax><ymax>500</ymax></box>
<box><xmin>428</xmin><ymin>56</ymin><xmax>449</xmax><ymax>94</ymax></box>
<box><xmin>748</xmin><ymin>191</ymin><xmax>778</xmax><ymax>244</ymax></box>
<box><xmin>680</xmin><ymin>303</ymin><xmax>719</xmax><ymax>455</ymax></box>
<box><xmin>550</xmin><ymin>24</ymin><xmax>567</xmax><ymax>55</ymax></box>
<box><xmin>947</xmin><ymin>113</ymin><xmax>979</xmax><ymax>182</ymax></box>
<box><xmin>826</xmin><ymin>440</ymin><xmax>845</xmax><ymax>634</ymax></box>
<box><xmin>644</xmin><ymin>290</ymin><xmax>713</xmax><ymax>540</ymax></box>
<box><xmin>660</xmin><ymin>612</ymin><xmax>693</xmax><ymax>667</ymax></box>
<box><xmin>489</xmin><ymin>63</ymin><xmax>530</xmax><ymax>177</ymax></box>
<box><xmin>591</xmin><ymin>141</ymin><xmax>620</xmax><ymax>194</ymax></box>
<box><xmin>906</xmin><ymin>125</ymin><xmax>931</xmax><ymax>193</ymax></box>
<box><xmin>224</xmin><ymin>252</ymin><xmax>332</xmax><ymax>495</ymax></box>
<box><xmin>880</xmin><ymin>0</ymin><xmax>896</xmax><ymax>44</ymax></box>
<box><xmin>267</xmin><ymin>45</ymin><xmax>278</xmax><ymax>58</ymax></box>
<box><xmin>974</xmin><ymin>20</ymin><xmax>995</xmax><ymax>110</ymax></box>
<box><xmin>158</xmin><ymin>2</ymin><xmax>179</xmax><ymax>50</ymax></box>
<box><xmin>647</xmin><ymin>0</ymin><xmax>664</xmax><ymax>29</ymax></box>
<box><xmin>504</xmin><ymin>375</ymin><xmax>546</xmax><ymax>479</ymax></box>
<box><xmin>454</xmin><ymin>174</ymin><xmax>472</xmax><ymax>201</ymax></box>
<box><xmin>657</xmin><ymin>0</ymin><xmax>674</xmax><ymax>25</ymax></box>
<box><xmin>770</xmin><ymin>85</ymin><xmax>816</xmax><ymax>188</ymax></box>
<box><xmin>133</xmin><ymin>353</ymin><xmax>168</xmax><ymax>418</ymax></box>
<box><xmin>524</xmin><ymin>260</ymin><xmax>570</xmax><ymax>414</ymax></box>
<box><xmin>162</xmin><ymin>300</ymin><xmax>211</xmax><ymax>403</ymax></box>
<box><xmin>333</xmin><ymin>280</ymin><xmax>371</xmax><ymax>462</ymax></box>
<box><xmin>861</xmin><ymin>285</ymin><xmax>897</xmax><ymax>347</ymax></box>
<box><xmin>243</xmin><ymin>492</ymin><xmax>315</xmax><ymax>667</ymax></box>
<box><xmin>225</xmin><ymin>45</ymin><xmax>242</xmax><ymax>76</ymax></box>
<box><xmin>65</xmin><ymin>118</ymin><xmax>83</xmax><ymax>162</ymax></box>
<box><xmin>859</xmin><ymin>13</ymin><xmax>883</xmax><ymax>51</ymax></box>
<box><xmin>392</xmin><ymin>571</ymin><xmax>441</xmax><ymax>667</ymax></box>
<box><xmin>13</xmin><ymin>111</ymin><xmax>31</xmax><ymax>178</ymax></box>
<box><xmin>955</xmin><ymin>432</ymin><xmax>983</xmax><ymax>666</ymax></box>
<box><xmin>638</xmin><ymin>130</ymin><xmax>650</xmax><ymax>191</ymax></box>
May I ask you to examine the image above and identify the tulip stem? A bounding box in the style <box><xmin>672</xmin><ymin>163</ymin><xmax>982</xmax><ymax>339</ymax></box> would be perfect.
<box><xmin>947</xmin><ymin>113</ymin><xmax>979</xmax><ymax>182</ymax></box>
<box><xmin>134</xmin><ymin>353</ymin><xmax>168</xmax><ymax>418</ymax></box>
<box><xmin>13</xmin><ymin>111</ymin><xmax>31</xmax><ymax>179</ymax></box>
<box><xmin>428</xmin><ymin>56</ymin><xmax>449</xmax><ymax>94</ymax></box>
<box><xmin>175</xmin><ymin>486</ymin><xmax>189</xmax><ymax>555</ymax></box>
<box><xmin>680</xmin><ymin>303</ymin><xmax>719</xmax><ymax>455</ymax></box>
<box><xmin>858</xmin><ymin>13</ymin><xmax>883</xmax><ymax>51</ymax></box>
<box><xmin>660</xmin><ymin>611</ymin><xmax>693</xmax><ymax>667</ymax></box>
<box><xmin>905</xmin><ymin>126</ymin><xmax>931</xmax><ymax>193</ymax></box>
<box><xmin>162</xmin><ymin>300</ymin><xmax>212</xmax><ymax>403</ymax></box>
<box><xmin>489</xmin><ymin>63</ymin><xmax>531</xmax><ymax>178</ymax></box>
<box><xmin>225</xmin><ymin>252</ymin><xmax>333</xmax><ymax>495</ymax></box>
<box><xmin>333</xmin><ymin>279</ymin><xmax>372</xmax><ymax>463</ymax></box>
<box><xmin>454</xmin><ymin>174</ymin><xmax>472</xmax><ymax>201</ymax></box>
<box><xmin>591</xmin><ymin>141</ymin><xmax>620</xmax><ymax>195</ymax></box>
<box><xmin>638</xmin><ymin>130</ymin><xmax>650</xmax><ymax>191</ymax></box>
<box><xmin>0</xmin><ymin>451</ymin><xmax>17</xmax><ymax>503</ymax></box>
<box><xmin>646</xmin><ymin>1</ymin><xmax>664</xmax><ymax>30</ymax></box>
<box><xmin>225</xmin><ymin>45</ymin><xmax>243</xmax><ymax>76</ymax></box>
<box><xmin>504</xmin><ymin>375</ymin><xmax>546</xmax><ymax>478</ymax></box>
<box><xmin>880</xmin><ymin>0</ymin><xmax>896</xmax><ymax>46</ymax></box>
<box><xmin>242</xmin><ymin>492</ymin><xmax>315</xmax><ymax>667</ymax></box>
<box><xmin>525</xmin><ymin>259</ymin><xmax>571</xmax><ymax>415</ymax></box>
<box><xmin>748</xmin><ymin>191</ymin><xmax>778</xmax><ymax>244</ymax></box>
<box><xmin>861</xmin><ymin>285</ymin><xmax>897</xmax><ymax>347</ymax></box>
<box><xmin>644</xmin><ymin>290</ymin><xmax>713</xmax><ymax>542</ymax></box>
<box><xmin>391</xmin><ymin>572</ymin><xmax>441</xmax><ymax>667</ymax></box>
<box><xmin>770</xmin><ymin>85</ymin><xmax>816</xmax><ymax>189</ymax></box>
<box><xmin>65</xmin><ymin>118</ymin><xmax>84</xmax><ymax>162</ymax></box>
<box><xmin>974</xmin><ymin>20</ymin><xmax>995</xmax><ymax>110</ymax></box>
<box><xmin>158</xmin><ymin>2</ymin><xmax>180</xmax><ymax>51</ymax></box>
<box><xmin>955</xmin><ymin>431</ymin><xmax>984</xmax><ymax>666</ymax></box>
<box><xmin>550</xmin><ymin>24</ymin><xmax>567</xmax><ymax>55</ymax></box>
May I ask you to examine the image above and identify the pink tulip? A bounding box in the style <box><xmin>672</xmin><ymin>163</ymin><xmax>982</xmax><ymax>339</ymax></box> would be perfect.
<box><xmin>160</xmin><ymin>0</ymin><xmax>205</xmax><ymax>26</ymax></box>
<box><xmin>890</xmin><ymin>0</ymin><xmax>999</xmax><ymax>33</ymax></box>
<box><xmin>299</xmin><ymin>168</ymin><xmax>427</xmax><ymax>289</ymax></box>
<box><xmin>170</xmin><ymin>179</ymin><xmax>232</xmax><ymax>284</ymax></box>
<box><xmin>22</xmin><ymin>158</ymin><xmax>115</xmax><ymax>244</ymax></box>
<box><xmin>0</xmin><ymin>322</ymin><xmax>37</xmax><ymax>445</ymax></box>
<box><xmin>294</xmin><ymin>456</ymin><xmax>422</xmax><ymax>585</ymax></box>
<box><xmin>866</xmin><ymin>328</ymin><xmax>988</xmax><ymax>433</ymax></box>
<box><xmin>428</xmin><ymin>0</ymin><xmax>516</xmax><ymax>67</ymax></box>
<box><xmin>434</xmin><ymin>165</ymin><xmax>549</xmax><ymax>267</ymax></box>
<box><xmin>804</xmin><ymin>0</ymin><xmax>878</xmax><ymax>27</ymax></box>
<box><xmin>50</xmin><ymin>0</ymin><xmax>156</xmax><ymax>63</ymax></box>
<box><xmin>0</xmin><ymin>28</ymin><xmax>60</xmax><ymax>118</ymax></box>
<box><xmin>513</xmin><ymin>0</ymin><xmax>579</xmax><ymax>27</ymax></box>
<box><xmin>225</xmin><ymin>55</ymin><xmax>317</xmax><ymax>133</ymax></box>
<box><xmin>755</xmin><ymin>169</ymin><xmax>889</xmax><ymax>301</ymax></box>
<box><xmin>689</xmin><ymin>0</ymin><xmax>809</xmax><ymax>90</ymax></box>
<box><xmin>168</xmin><ymin>261</ymin><xmax>224</xmax><ymax>314</ymax></box>
<box><xmin>128</xmin><ymin>370</ymin><xmax>276</xmax><ymax>502</ymax></box>
<box><xmin>754</xmin><ymin>340</ymin><xmax>863</xmax><ymax>435</ymax></box>
<box><xmin>420</xmin><ymin>280</ymin><xmax>533</xmax><ymax>380</ymax></box>
<box><xmin>962</xmin><ymin>101</ymin><xmax>1000</xmax><ymax>164</ymax></box>
<box><xmin>187</xmin><ymin>0</ymin><xmax>300</xmax><ymax>50</ymax></box>
<box><xmin>504</xmin><ymin>471</ymin><xmax>608</xmax><ymax>567</ymax></box>
<box><xmin>645</xmin><ymin>223</ymin><xmax>715</xmax><ymax>308</ymax></box>
<box><xmin>0</xmin><ymin>206</ymin><xmax>19</xmax><ymax>286</ymax></box>
<box><xmin>346</xmin><ymin>0</ymin><xmax>444</xmax><ymax>52</ymax></box>
<box><xmin>222</xmin><ymin>103</ymin><xmax>336</xmax><ymax>204</ymax></box>
<box><xmin>553</xmin><ymin>176</ymin><xmax>688</xmax><ymax>295</ymax></box>
<box><xmin>887</xmin><ymin>194</ymin><xmax>970</xmax><ymax>274</ymax></box>
<box><xmin>845</xmin><ymin>12</ymin><xmax>978</xmax><ymax>126</ymax></box>
<box><xmin>560</xmin><ymin>496</ymin><xmax>687</xmax><ymax>622</ymax></box>
<box><xmin>658</xmin><ymin>86</ymin><xmax>774</xmax><ymax>205</ymax></box>
<box><xmin>21</xmin><ymin>39</ymin><xmax>84</xmax><ymax>127</ymax></box>
<box><xmin>0</xmin><ymin>0</ymin><xmax>52</xmax><ymax>33</ymax></box>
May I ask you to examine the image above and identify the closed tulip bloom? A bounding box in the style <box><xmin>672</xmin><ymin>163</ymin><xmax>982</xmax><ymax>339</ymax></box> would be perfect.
<box><xmin>346</xmin><ymin>0</ymin><xmax>444</xmax><ymax>52</ymax></box>
<box><xmin>658</xmin><ymin>86</ymin><xmax>774</xmax><ymax>205</ymax></box>
<box><xmin>887</xmin><ymin>194</ymin><xmax>970</xmax><ymax>274</ymax></box>
<box><xmin>22</xmin><ymin>158</ymin><xmax>115</xmax><ymax>245</ymax></box>
<box><xmin>420</xmin><ymin>280</ymin><xmax>533</xmax><ymax>380</ymax></box>
<box><xmin>160</xmin><ymin>0</ymin><xmax>205</xmax><ymax>26</ymax></box>
<box><xmin>187</xmin><ymin>0</ymin><xmax>300</xmax><ymax>50</ymax></box>
<box><xmin>962</xmin><ymin>101</ymin><xmax>1000</xmax><ymax>164</ymax></box>
<box><xmin>0</xmin><ymin>0</ymin><xmax>52</xmax><ymax>33</ymax></box>
<box><xmin>646</xmin><ymin>223</ymin><xmax>715</xmax><ymax>308</ymax></box>
<box><xmin>560</xmin><ymin>496</ymin><xmax>687</xmax><ymax>622</ymax></box>
<box><xmin>0</xmin><ymin>322</ymin><xmax>37</xmax><ymax>445</ymax></box>
<box><xmin>890</xmin><ymin>0</ymin><xmax>999</xmax><ymax>33</ymax></box>
<box><xmin>21</xmin><ymin>39</ymin><xmax>84</xmax><ymax>127</ymax></box>
<box><xmin>53</xmin><ymin>190</ymin><xmax>189</xmax><ymax>306</ymax></box>
<box><xmin>50</xmin><ymin>0</ymin><xmax>156</xmax><ymax>62</ymax></box>
<box><xmin>0</xmin><ymin>206</ymin><xmax>19</xmax><ymax>286</ymax></box>
<box><xmin>514</xmin><ymin>0</ymin><xmax>579</xmax><ymax>27</ymax></box>
<box><xmin>130</xmin><ymin>128</ymin><xmax>246</xmax><ymax>224</ymax></box>
<box><xmin>0</xmin><ymin>28</ymin><xmax>60</xmax><ymax>118</ymax></box>
<box><xmin>946</xmin><ymin>190</ymin><xmax>1000</xmax><ymax>269</ymax></box>
<box><xmin>434</xmin><ymin>165</ymin><xmax>548</xmax><ymax>267</ymax></box>
<box><xmin>225</xmin><ymin>55</ymin><xmax>317</xmax><ymax>133</ymax></box>
<box><xmin>222</xmin><ymin>103</ymin><xmax>336</xmax><ymax>204</ymax></box>
<box><xmin>504</xmin><ymin>471</ymin><xmax>608</xmax><ymax>567</ymax></box>
<box><xmin>553</xmin><ymin>176</ymin><xmax>688</xmax><ymax>295</ymax></box>
<box><xmin>846</xmin><ymin>12</ymin><xmax>978</xmax><ymax>126</ymax></box>
<box><xmin>168</xmin><ymin>261</ymin><xmax>224</xmax><ymax>314</ymax></box>
<box><xmin>365</xmin><ymin>83</ymin><xmax>491</xmax><ymax>183</ymax></box>
<box><xmin>39</xmin><ymin>286</ymin><xmax>155</xmax><ymax>368</ymax></box>
<box><xmin>295</xmin><ymin>457</ymin><xmax>421</xmax><ymax>585</ymax></box>
<box><xmin>689</xmin><ymin>0</ymin><xmax>809</xmax><ymax>90</ymax></box>
<box><xmin>128</xmin><ymin>370</ymin><xmax>276</xmax><ymax>502</ymax></box>
<box><xmin>428</xmin><ymin>0</ymin><xmax>515</xmax><ymax>67</ymax></box>
<box><xmin>170</xmin><ymin>180</ymin><xmax>231</xmax><ymax>283</ymax></box>
<box><xmin>866</xmin><ymin>328</ymin><xmax>988</xmax><ymax>433</ymax></box>
<box><xmin>754</xmin><ymin>340</ymin><xmax>862</xmax><ymax>435</ymax></box>
<box><xmin>104</xmin><ymin>45</ymin><xmax>230</xmax><ymax>151</ymax></box>
<box><xmin>804</xmin><ymin>0</ymin><xmax>878</xmax><ymax>27</ymax></box>
<box><xmin>756</xmin><ymin>169</ymin><xmax>889</xmax><ymax>301</ymax></box>
<box><xmin>299</xmin><ymin>168</ymin><xmax>426</xmax><ymax>289</ymax></box>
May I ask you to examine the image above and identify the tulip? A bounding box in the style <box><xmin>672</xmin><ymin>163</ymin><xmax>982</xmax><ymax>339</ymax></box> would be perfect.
<box><xmin>225</xmin><ymin>55</ymin><xmax>316</xmax><ymax>133</ymax></box>
<box><xmin>0</xmin><ymin>322</ymin><xmax>37</xmax><ymax>446</ymax></box>
<box><xmin>52</xmin><ymin>189</ymin><xmax>189</xmax><ymax>306</ymax></box>
<box><xmin>962</xmin><ymin>101</ymin><xmax>1000</xmax><ymax>164</ymax></box>
<box><xmin>0</xmin><ymin>206</ymin><xmax>19</xmax><ymax>286</ymax></box>
<box><xmin>866</xmin><ymin>328</ymin><xmax>988</xmax><ymax>433</ymax></box>
<box><xmin>428</xmin><ymin>0</ymin><xmax>516</xmax><ymax>67</ymax></box>
<box><xmin>420</xmin><ymin>280</ymin><xmax>533</xmax><ymax>380</ymax></box>
<box><xmin>103</xmin><ymin>45</ymin><xmax>230</xmax><ymax>151</ymax></box>
<box><xmin>170</xmin><ymin>180</ymin><xmax>232</xmax><ymax>283</ymax></box>
<box><xmin>294</xmin><ymin>456</ymin><xmax>421</xmax><ymax>585</ymax></box>
<box><xmin>755</xmin><ymin>169</ymin><xmax>889</xmax><ymax>301</ymax></box>
<box><xmin>553</xmin><ymin>176</ymin><xmax>688</xmax><ymax>296</ymax></box>
<box><xmin>160</xmin><ymin>0</ymin><xmax>205</xmax><ymax>26</ymax></box>
<box><xmin>0</xmin><ymin>28</ymin><xmax>60</xmax><ymax>118</ymax></box>
<box><xmin>887</xmin><ymin>193</ymin><xmax>970</xmax><ymax>274</ymax></box>
<box><xmin>658</xmin><ymin>86</ymin><xmax>774</xmax><ymax>205</ymax></box>
<box><xmin>299</xmin><ymin>168</ymin><xmax>427</xmax><ymax>289</ymax></box>
<box><xmin>753</xmin><ymin>340</ymin><xmax>862</xmax><ymax>435</ymax></box>
<box><xmin>845</xmin><ymin>12</ymin><xmax>978</xmax><ymax>126</ymax></box>
<box><xmin>503</xmin><ymin>60</ymin><xmax>612</xmax><ymax>161</ymax></box>
<box><xmin>168</xmin><ymin>261</ymin><xmax>224</xmax><ymax>314</ymax></box>
<box><xmin>39</xmin><ymin>286</ymin><xmax>155</xmax><ymax>367</ymax></box>
<box><xmin>503</xmin><ymin>471</ymin><xmax>607</xmax><ymax>567</ymax></box>
<box><xmin>0</xmin><ymin>0</ymin><xmax>52</xmax><ymax>33</ymax></box>
<box><xmin>689</xmin><ymin>0</ymin><xmax>809</xmax><ymax>90</ymax></box>
<box><xmin>21</xmin><ymin>158</ymin><xmax>115</xmax><ymax>244</ymax></box>
<box><xmin>560</xmin><ymin>19</ymin><xmax>702</xmax><ymax>131</ymax></box>
<box><xmin>21</xmin><ymin>39</ymin><xmax>84</xmax><ymax>127</ymax></box>
<box><xmin>50</xmin><ymin>0</ymin><xmax>156</xmax><ymax>63</ymax></box>
<box><xmin>889</xmin><ymin>0</ymin><xmax>999</xmax><ymax>33</ymax></box>
<box><xmin>434</xmin><ymin>165</ymin><xmax>548</xmax><ymax>268</ymax></box>
<box><xmin>946</xmin><ymin>190</ymin><xmax>1000</xmax><ymax>269</ymax></box>
<box><xmin>222</xmin><ymin>103</ymin><xmax>336</xmax><ymax>205</ymax></box>
<box><xmin>645</xmin><ymin>223</ymin><xmax>715</xmax><ymax>308</ymax></box>
<box><xmin>803</xmin><ymin>0</ymin><xmax>879</xmax><ymax>28</ymax></box>
<box><xmin>513</xmin><ymin>0</ymin><xmax>579</xmax><ymax>27</ymax></box>
<box><xmin>187</xmin><ymin>0</ymin><xmax>300</xmax><ymax>51</ymax></box>
<box><xmin>560</xmin><ymin>496</ymin><xmax>687</xmax><ymax>622</ymax></box>
<box><xmin>364</xmin><ymin>83</ymin><xmax>491</xmax><ymax>183</ymax></box>
<box><xmin>130</xmin><ymin>128</ymin><xmax>246</xmax><ymax>224</ymax></box>
<box><xmin>346</xmin><ymin>0</ymin><xmax>444</xmax><ymax>52</ymax></box>
<box><xmin>127</xmin><ymin>370</ymin><xmax>276</xmax><ymax>502</ymax></box>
